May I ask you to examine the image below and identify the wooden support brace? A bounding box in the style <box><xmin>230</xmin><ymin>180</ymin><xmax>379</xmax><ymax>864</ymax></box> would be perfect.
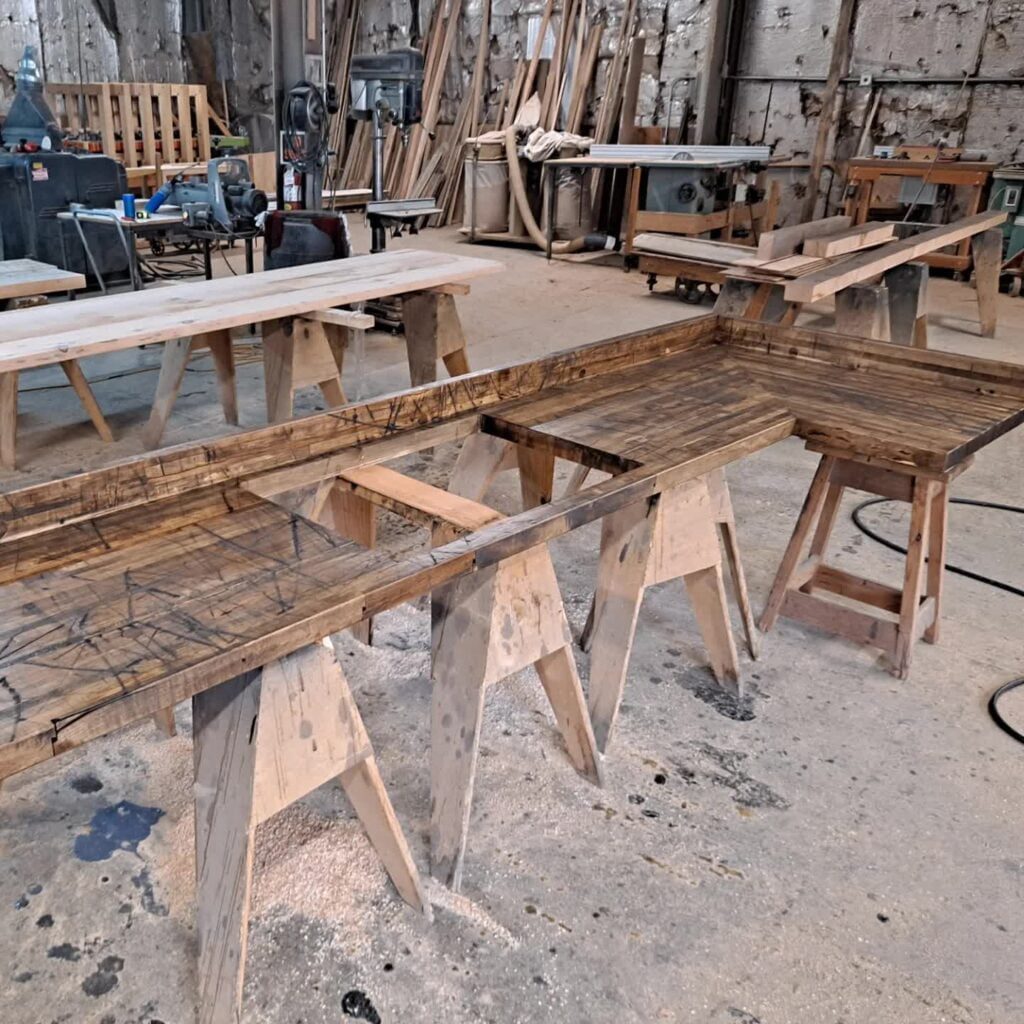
<box><xmin>143</xmin><ymin>330</ymin><xmax>238</xmax><ymax>449</ymax></box>
<box><xmin>334</xmin><ymin>458</ymin><xmax>601</xmax><ymax>890</ymax></box>
<box><xmin>883</xmin><ymin>262</ymin><xmax>929</xmax><ymax>347</ymax></box>
<box><xmin>835</xmin><ymin>283</ymin><xmax>891</xmax><ymax>342</ymax></box>
<box><xmin>972</xmin><ymin>228</ymin><xmax>1002</xmax><ymax>338</ymax></box>
<box><xmin>193</xmin><ymin>640</ymin><xmax>428</xmax><ymax>1024</ymax></box>
<box><xmin>0</xmin><ymin>370</ymin><xmax>18</xmax><ymax>470</ymax></box>
<box><xmin>401</xmin><ymin>290</ymin><xmax>472</xmax><ymax>386</ymax></box>
<box><xmin>263</xmin><ymin>317</ymin><xmax>347</xmax><ymax>424</ymax></box>
<box><xmin>60</xmin><ymin>360</ymin><xmax>114</xmax><ymax>442</ymax></box>
<box><xmin>588</xmin><ymin>476</ymin><xmax>741</xmax><ymax>753</ymax></box>
<box><xmin>430</xmin><ymin>544</ymin><xmax>602</xmax><ymax>889</ymax></box>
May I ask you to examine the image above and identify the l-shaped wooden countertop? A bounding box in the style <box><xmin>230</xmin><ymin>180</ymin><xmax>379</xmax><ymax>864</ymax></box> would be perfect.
<box><xmin>1</xmin><ymin>314</ymin><xmax>1023</xmax><ymax>778</ymax></box>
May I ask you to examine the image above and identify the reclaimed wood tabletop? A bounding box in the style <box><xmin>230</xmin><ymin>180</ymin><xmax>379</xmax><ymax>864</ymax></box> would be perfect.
<box><xmin>1</xmin><ymin>313</ymin><xmax>1022</xmax><ymax>779</ymax></box>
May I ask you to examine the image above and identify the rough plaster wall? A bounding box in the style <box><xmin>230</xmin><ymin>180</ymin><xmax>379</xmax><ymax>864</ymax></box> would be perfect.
<box><xmin>0</xmin><ymin>0</ymin><xmax>42</xmax><ymax>103</ymax></box>
<box><xmin>1</xmin><ymin>0</ymin><xmax>272</xmax><ymax>123</ymax></box>
<box><xmin>206</xmin><ymin>0</ymin><xmax>274</xmax><ymax>141</ymax></box>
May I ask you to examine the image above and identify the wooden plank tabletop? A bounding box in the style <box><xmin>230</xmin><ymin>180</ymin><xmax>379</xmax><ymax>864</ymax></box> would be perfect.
<box><xmin>0</xmin><ymin>259</ymin><xmax>86</xmax><ymax>301</ymax></box>
<box><xmin>0</xmin><ymin>249</ymin><xmax>502</xmax><ymax>373</ymax></box>
<box><xmin>1</xmin><ymin>313</ymin><xmax>1022</xmax><ymax>778</ymax></box>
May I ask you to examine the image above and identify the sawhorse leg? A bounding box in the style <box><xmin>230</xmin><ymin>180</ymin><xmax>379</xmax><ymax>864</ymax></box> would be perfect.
<box><xmin>587</xmin><ymin>476</ymin><xmax>741</xmax><ymax>752</ymax></box>
<box><xmin>144</xmin><ymin>329</ymin><xmax>238</xmax><ymax>448</ymax></box>
<box><xmin>193</xmin><ymin>639</ymin><xmax>428</xmax><ymax>1024</ymax></box>
<box><xmin>431</xmin><ymin>543</ymin><xmax>602</xmax><ymax>888</ymax></box>
<box><xmin>401</xmin><ymin>288</ymin><xmax>472</xmax><ymax>387</ymax></box>
<box><xmin>262</xmin><ymin>318</ymin><xmax>347</xmax><ymax>425</ymax></box>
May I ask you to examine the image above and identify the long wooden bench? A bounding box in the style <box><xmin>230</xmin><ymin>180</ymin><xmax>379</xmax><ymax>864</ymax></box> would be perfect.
<box><xmin>0</xmin><ymin>249</ymin><xmax>501</xmax><ymax>468</ymax></box>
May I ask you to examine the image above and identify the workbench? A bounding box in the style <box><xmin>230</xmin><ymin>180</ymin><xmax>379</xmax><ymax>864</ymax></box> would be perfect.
<box><xmin>0</xmin><ymin>259</ymin><xmax>86</xmax><ymax>306</ymax></box>
<box><xmin>0</xmin><ymin>249</ymin><xmax>501</xmax><ymax>469</ymax></box>
<box><xmin>540</xmin><ymin>155</ymin><xmax>779</xmax><ymax>262</ymax></box>
<box><xmin>2</xmin><ymin>313</ymin><xmax>1022</xmax><ymax>1021</ymax></box>
<box><xmin>844</xmin><ymin>158</ymin><xmax>997</xmax><ymax>273</ymax></box>
<box><xmin>56</xmin><ymin>206</ymin><xmax>187</xmax><ymax>292</ymax></box>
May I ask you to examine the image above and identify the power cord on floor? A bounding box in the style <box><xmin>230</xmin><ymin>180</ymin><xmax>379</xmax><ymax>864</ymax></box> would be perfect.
<box><xmin>851</xmin><ymin>496</ymin><xmax>1024</xmax><ymax>744</ymax></box>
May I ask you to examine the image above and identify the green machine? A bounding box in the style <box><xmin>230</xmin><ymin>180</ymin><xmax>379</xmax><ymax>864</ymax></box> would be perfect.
<box><xmin>989</xmin><ymin>164</ymin><xmax>1024</xmax><ymax>295</ymax></box>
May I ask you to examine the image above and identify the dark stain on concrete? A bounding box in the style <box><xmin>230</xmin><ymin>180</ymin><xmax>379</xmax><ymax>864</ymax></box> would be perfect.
<box><xmin>47</xmin><ymin>942</ymin><xmax>81</xmax><ymax>962</ymax></box>
<box><xmin>342</xmin><ymin>989</ymin><xmax>382</xmax><ymax>1023</ymax></box>
<box><xmin>82</xmin><ymin>955</ymin><xmax>124</xmax><ymax>997</ymax></box>
<box><xmin>131</xmin><ymin>866</ymin><xmax>168</xmax><ymax>917</ymax></box>
<box><xmin>70</xmin><ymin>773</ymin><xmax>104</xmax><ymax>794</ymax></box>
<box><xmin>672</xmin><ymin>743</ymin><xmax>789</xmax><ymax>810</ymax></box>
<box><xmin>73</xmin><ymin>800</ymin><xmax>164</xmax><ymax>862</ymax></box>
<box><xmin>676</xmin><ymin>668</ymin><xmax>758</xmax><ymax>721</ymax></box>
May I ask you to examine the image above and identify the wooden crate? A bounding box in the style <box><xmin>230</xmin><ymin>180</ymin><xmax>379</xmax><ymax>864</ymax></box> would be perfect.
<box><xmin>45</xmin><ymin>82</ymin><xmax>212</xmax><ymax>169</ymax></box>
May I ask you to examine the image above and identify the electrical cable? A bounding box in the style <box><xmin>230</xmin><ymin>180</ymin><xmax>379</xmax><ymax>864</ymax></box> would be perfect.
<box><xmin>851</xmin><ymin>496</ymin><xmax>1024</xmax><ymax>744</ymax></box>
<box><xmin>988</xmin><ymin>677</ymin><xmax>1024</xmax><ymax>745</ymax></box>
<box><xmin>851</xmin><ymin>496</ymin><xmax>1024</xmax><ymax>598</ymax></box>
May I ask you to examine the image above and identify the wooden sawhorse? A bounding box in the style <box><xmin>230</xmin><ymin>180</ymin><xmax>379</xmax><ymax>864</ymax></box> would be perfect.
<box><xmin>759</xmin><ymin>448</ymin><xmax>966</xmax><ymax>679</ymax></box>
<box><xmin>445</xmin><ymin>434</ymin><xmax>758</xmax><ymax>753</ymax></box>
<box><xmin>144</xmin><ymin>284</ymin><xmax>474</xmax><ymax>446</ymax></box>
<box><xmin>191</xmin><ymin>638</ymin><xmax>428</xmax><ymax>1024</ymax></box>
<box><xmin>317</xmin><ymin>464</ymin><xmax>602</xmax><ymax>891</ymax></box>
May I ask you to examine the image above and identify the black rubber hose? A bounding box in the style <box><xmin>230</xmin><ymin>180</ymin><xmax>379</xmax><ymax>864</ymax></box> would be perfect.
<box><xmin>988</xmin><ymin>678</ymin><xmax>1024</xmax><ymax>745</ymax></box>
<box><xmin>851</xmin><ymin>496</ymin><xmax>1024</xmax><ymax>598</ymax></box>
<box><xmin>851</xmin><ymin>496</ymin><xmax>1024</xmax><ymax>744</ymax></box>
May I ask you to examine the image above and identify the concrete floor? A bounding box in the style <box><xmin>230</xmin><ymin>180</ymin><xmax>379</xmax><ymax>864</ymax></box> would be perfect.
<box><xmin>1</xmin><ymin>223</ymin><xmax>1022</xmax><ymax>1024</ymax></box>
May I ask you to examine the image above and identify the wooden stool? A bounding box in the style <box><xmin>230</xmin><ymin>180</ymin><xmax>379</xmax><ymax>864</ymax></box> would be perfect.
<box><xmin>331</xmin><ymin>464</ymin><xmax>603</xmax><ymax>891</ymax></box>
<box><xmin>192</xmin><ymin>638</ymin><xmax>428</xmax><ymax>1024</ymax></box>
<box><xmin>759</xmin><ymin>450</ymin><xmax>965</xmax><ymax>679</ymax></box>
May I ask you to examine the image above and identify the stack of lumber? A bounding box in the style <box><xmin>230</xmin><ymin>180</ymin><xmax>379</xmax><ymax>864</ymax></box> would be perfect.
<box><xmin>634</xmin><ymin>211</ymin><xmax>1008</xmax><ymax>304</ymax></box>
<box><xmin>721</xmin><ymin>210</ymin><xmax>1007</xmax><ymax>303</ymax></box>
<box><xmin>330</xmin><ymin>0</ymin><xmax>643</xmax><ymax>226</ymax></box>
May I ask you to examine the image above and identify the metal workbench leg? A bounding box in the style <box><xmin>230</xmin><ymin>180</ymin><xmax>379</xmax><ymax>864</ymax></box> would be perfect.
<box><xmin>71</xmin><ymin>215</ymin><xmax>108</xmax><ymax>295</ymax></box>
<box><xmin>546</xmin><ymin>163</ymin><xmax>555</xmax><ymax>261</ymax></box>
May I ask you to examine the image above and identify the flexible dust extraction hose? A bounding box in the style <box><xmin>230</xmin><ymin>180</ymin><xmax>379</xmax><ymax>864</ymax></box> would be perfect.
<box><xmin>503</xmin><ymin>126</ymin><xmax>617</xmax><ymax>254</ymax></box>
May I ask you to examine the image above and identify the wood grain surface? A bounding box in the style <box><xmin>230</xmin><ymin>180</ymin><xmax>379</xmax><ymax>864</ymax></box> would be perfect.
<box><xmin>1</xmin><ymin>313</ymin><xmax>1022</xmax><ymax>778</ymax></box>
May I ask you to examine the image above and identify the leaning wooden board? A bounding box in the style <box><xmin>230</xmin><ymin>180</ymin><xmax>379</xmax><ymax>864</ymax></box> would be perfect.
<box><xmin>784</xmin><ymin>210</ymin><xmax>1006</xmax><ymax>303</ymax></box>
<box><xmin>2</xmin><ymin>312</ymin><xmax>1024</xmax><ymax>779</ymax></box>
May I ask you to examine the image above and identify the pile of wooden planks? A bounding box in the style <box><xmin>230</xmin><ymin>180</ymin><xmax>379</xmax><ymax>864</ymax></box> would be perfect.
<box><xmin>331</xmin><ymin>0</ymin><xmax>643</xmax><ymax>226</ymax></box>
<box><xmin>726</xmin><ymin>210</ymin><xmax>1007</xmax><ymax>303</ymax></box>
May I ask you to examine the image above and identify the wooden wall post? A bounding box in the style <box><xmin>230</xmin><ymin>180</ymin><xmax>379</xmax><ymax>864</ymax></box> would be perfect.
<box><xmin>802</xmin><ymin>0</ymin><xmax>859</xmax><ymax>221</ymax></box>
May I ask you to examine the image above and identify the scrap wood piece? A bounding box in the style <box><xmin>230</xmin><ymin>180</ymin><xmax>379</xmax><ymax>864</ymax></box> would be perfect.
<box><xmin>756</xmin><ymin>216</ymin><xmax>853</xmax><ymax>260</ymax></box>
<box><xmin>632</xmin><ymin>233</ymin><xmax>763</xmax><ymax>265</ymax></box>
<box><xmin>784</xmin><ymin>211</ymin><xmax>1008</xmax><ymax>304</ymax></box>
<box><xmin>733</xmin><ymin>254</ymin><xmax>829</xmax><ymax>276</ymax></box>
<box><xmin>802</xmin><ymin>221</ymin><xmax>896</xmax><ymax>258</ymax></box>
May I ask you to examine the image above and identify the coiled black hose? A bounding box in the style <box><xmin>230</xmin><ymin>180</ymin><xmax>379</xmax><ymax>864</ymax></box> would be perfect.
<box><xmin>851</xmin><ymin>496</ymin><xmax>1024</xmax><ymax>744</ymax></box>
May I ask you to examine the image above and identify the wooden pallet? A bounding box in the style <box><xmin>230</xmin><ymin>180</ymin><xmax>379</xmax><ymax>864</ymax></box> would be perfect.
<box><xmin>46</xmin><ymin>81</ymin><xmax>212</xmax><ymax>169</ymax></box>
